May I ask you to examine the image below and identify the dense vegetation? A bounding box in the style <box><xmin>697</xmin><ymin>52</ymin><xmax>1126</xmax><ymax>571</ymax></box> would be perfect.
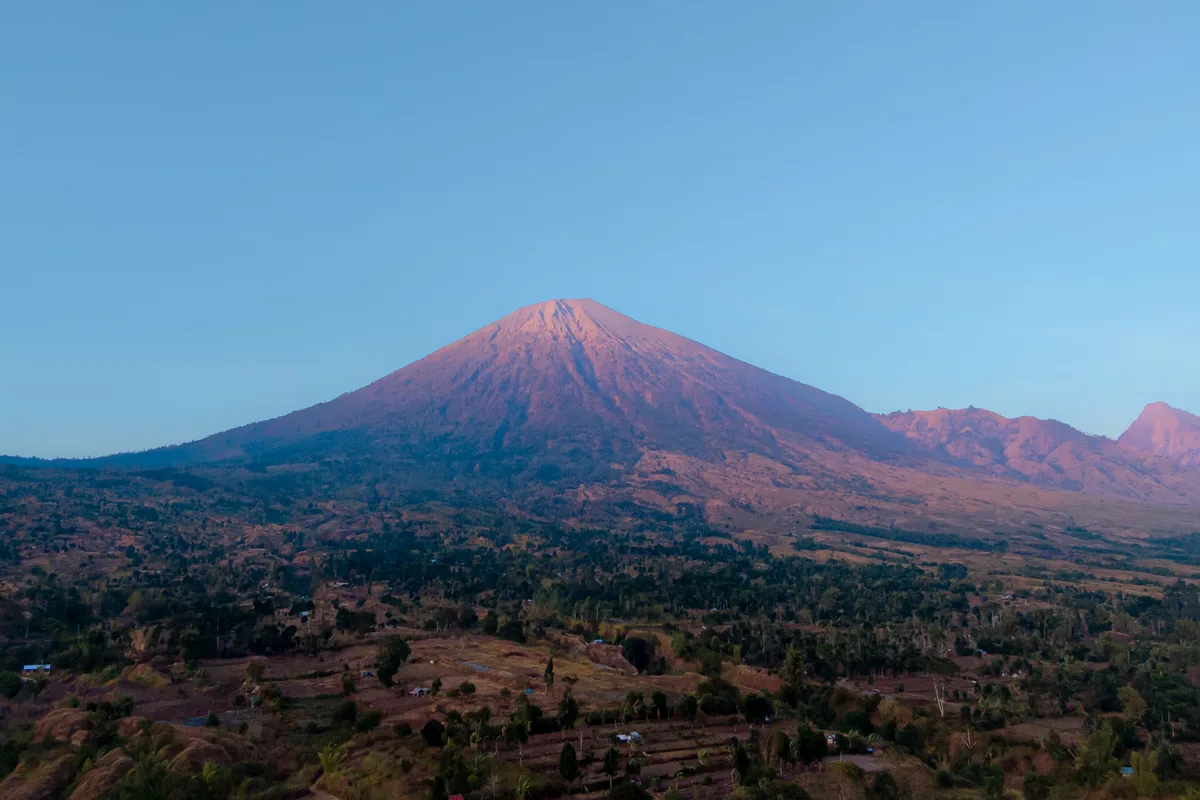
<box><xmin>2</xmin><ymin>463</ymin><xmax>1200</xmax><ymax>799</ymax></box>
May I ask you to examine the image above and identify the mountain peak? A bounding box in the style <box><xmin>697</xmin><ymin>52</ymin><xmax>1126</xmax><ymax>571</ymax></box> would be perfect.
<box><xmin>1119</xmin><ymin>402</ymin><xmax>1200</xmax><ymax>468</ymax></box>
<box><xmin>481</xmin><ymin>298</ymin><xmax>681</xmax><ymax>351</ymax></box>
<box><xmin>1140</xmin><ymin>400</ymin><xmax>1188</xmax><ymax>418</ymax></box>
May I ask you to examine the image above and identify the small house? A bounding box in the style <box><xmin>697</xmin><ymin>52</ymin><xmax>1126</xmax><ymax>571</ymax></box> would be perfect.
<box><xmin>22</xmin><ymin>664</ymin><xmax>51</xmax><ymax>675</ymax></box>
<box><xmin>409</xmin><ymin>687</ymin><xmax>431</xmax><ymax>697</ymax></box>
<box><xmin>591</xmin><ymin>639</ymin><xmax>604</xmax><ymax>645</ymax></box>
<box><xmin>1120</xmin><ymin>767</ymin><xmax>1134</xmax><ymax>777</ymax></box>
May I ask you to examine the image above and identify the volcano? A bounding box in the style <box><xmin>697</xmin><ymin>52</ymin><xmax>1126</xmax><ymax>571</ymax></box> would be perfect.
<box><xmin>72</xmin><ymin>299</ymin><xmax>912</xmax><ymax>479</ymax></box>
<box><xmin>7</xmin><ymin>299</ymin><xmax>1200</xmax><ymax>531</ymax></box>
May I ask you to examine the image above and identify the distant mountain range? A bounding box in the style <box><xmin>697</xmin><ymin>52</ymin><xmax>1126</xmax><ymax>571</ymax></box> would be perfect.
<box><xmin>5</xmin><ymin>299</ymin><xmax>1199</xmax><ymax>533</ymax></box>
<box><xmin>878</xmin><ymin>404</ymin><xmax>1200</xmax><ymax>505</ymax></box>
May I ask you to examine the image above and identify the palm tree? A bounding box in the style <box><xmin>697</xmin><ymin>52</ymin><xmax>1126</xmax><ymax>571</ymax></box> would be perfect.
<box><xmin>696</xmin><ymin>748</ymin><xmax>709</xmax><ymax>769</ymax></box>
<box><xmin>515</xmin><ymin>775</ymin><xmax>533</xmax><ymax>800</ymax></box>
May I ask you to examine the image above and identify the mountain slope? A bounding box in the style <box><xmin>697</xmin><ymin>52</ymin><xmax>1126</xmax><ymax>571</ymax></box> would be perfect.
<box><xmin>1119</xmin><ymin>402</ymin><xmax>1200</xmax><ymax>469</ymax></box>
<box><xmin>6</xmin><ymin>300</ymin><xmax>1200</xmax><ymax>532</ymax></box>
<box><xmin>66</xmin><ymin>299</ymin><xmax>914</xmax><ymax>478</ymax></box>
<box><xmin>877</xmin><ymin>406</ymin><xmax>1200</xmax><ymax>504</ymax></box>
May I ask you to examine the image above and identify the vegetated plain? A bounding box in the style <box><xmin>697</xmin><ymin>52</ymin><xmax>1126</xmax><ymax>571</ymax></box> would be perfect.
<box><xmin>2</xmin><ymin>464</ymin><xmax>1199</xmax><ymax>800</ymax></box>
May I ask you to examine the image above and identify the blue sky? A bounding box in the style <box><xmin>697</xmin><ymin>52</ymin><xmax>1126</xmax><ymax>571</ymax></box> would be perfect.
<box><xmin>3</xmin><ymin>3</ymin><xmax>1198</xmax><ymax>458</ymax></box>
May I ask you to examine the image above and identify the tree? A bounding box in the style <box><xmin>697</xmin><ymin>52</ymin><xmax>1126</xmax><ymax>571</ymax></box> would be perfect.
<box><xmin>558</xmin><ymin>690</ymin><xmax>580</xmax><ymax>733</ymax></box>
<box><xmin>355</xmin><ymin>709</ymin><xmax>382</xmax><ymax>732</ymax></box>
<box><xmin>609</xmin><ymin>782</ymin><xmax>652</xmax><ymax>800</ymax></box>
<box><xmin>866</xmin><ymin>772</ymin><xmax>899</xmax><ymax>800</ymax></box>
<box><xmin>117</xmin><ymin>753</ymin><xmax>180</xmax><ymax>799</ymax></box>
<box><xmin>422</xmin><ymin>719</ymin><xmax>446</xmax><ymax>747</ymax></box>
<box><xmin>651</xmin><ymin>690</ymin><xmax>668</xmax><ymax>721</ymax></box>
<box><xmin>603</xmin><ymin>746</ymin><xmax>621</xmax><ymax>789</ymax></box>
<box><xmin>1022</xmin><ymin>770</ymin><xmax>1053</xmax><ymax>800</ymax></box>
<box><xmin>431</xmin><ymin>677</ymin><xmax>442</xmax><ymax>696</ymax></box>
<box><xmin>559</xmin><ymin>742</ymin><xmax>579</xmax><ymax>788</ymax></box>
<box><xmin>1118</xmin><ymin>685</ymin><xmax>1147</xmax><ymax>725</ymax></box>
<box><xmin>681</xmin><ymin>695</ymin><xmax>699</xmax><ymax>733</ymax></box>
<box><xmin>0</xmin><ymin>672</ymin><xmax>22</xmax><ymax>699</ymax></box>
<box><xmin>505</xmin><ymin>719</ymin><xmax>530</xmax><ymax>765</ymax></box>
<box><xmin>842</xmin><ymin>710</ymin><xmax>873</xmax><ymax>735</ymax></box>
<box><xmin>742</xmin><ymin>692</ymin><xmax>773</xmax><ymax>726</ymax></box>
<box><xmin>791</xmin><ymin>724</ymin><xmax>828</xmax><ymax>766</ymax></box>
<box><xmin>1130</xmin><ymin>750</ymin><xmax>1159</xmax><ymax>797</ymax></box>
<box><xmin>1075</xmin><ymin>726</ymin><xmax>1118</xmax><ymax>787</ymax></box>
<box><xmin>375</xmin><ymin>636</ymin><xmax>410</xmax><ymax>687</ymax></box>
<box><xmin>782</xmin><ymin>643</ymin><xmax>806</xmax><ymax>688</ymax></box>
<box><xmin>730</xmin><ymin>743</ymin><xmax>751</xmax><ymax>786</ymax></box>
<box><xmin>544</xmin><ymin>657</ymin><xmax>555</xmax><ymax>693</ymax></box>
<box><xmin>768</xmin><ymin>727</ymin><xmax>791</xmax><ymax>767</ymax></box>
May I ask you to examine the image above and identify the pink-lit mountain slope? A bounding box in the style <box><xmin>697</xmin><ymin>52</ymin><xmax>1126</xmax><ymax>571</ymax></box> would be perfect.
<box><xmin>877</xmin><ymin>406</ymin><xmax>1200</xmax><ymax>504</ymax></box>
<box><xmin>1119</xmin><ymin>402</ymin><xmax>1200</xmax><ymax>469</ymax></box>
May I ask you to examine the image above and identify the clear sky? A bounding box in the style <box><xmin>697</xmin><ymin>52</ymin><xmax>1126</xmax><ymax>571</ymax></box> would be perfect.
<box><xmin>3</xmin><ymin>3</ymin><xmax>1199</xmax><ymax>458</ymax></box>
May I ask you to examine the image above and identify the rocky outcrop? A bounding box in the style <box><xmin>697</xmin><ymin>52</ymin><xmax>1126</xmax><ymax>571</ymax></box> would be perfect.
<box><xmin>68</xmin><ymin>749</ymin><xmax>134</xmax><ymax>800</ymax></box>
<box><xmin>0</xmin><ymin>754</ymin><xmax>76</xmax><ymax>800</ymax></box>
<box><xmin>168</xmin><ymin>740</ymin><xmax>232</xmax><ymax>772</ymax></box>
<box><xmin>33</xmin><ymin>708</ymin><xmax>90</xmax><ymax>743</ymax></box>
